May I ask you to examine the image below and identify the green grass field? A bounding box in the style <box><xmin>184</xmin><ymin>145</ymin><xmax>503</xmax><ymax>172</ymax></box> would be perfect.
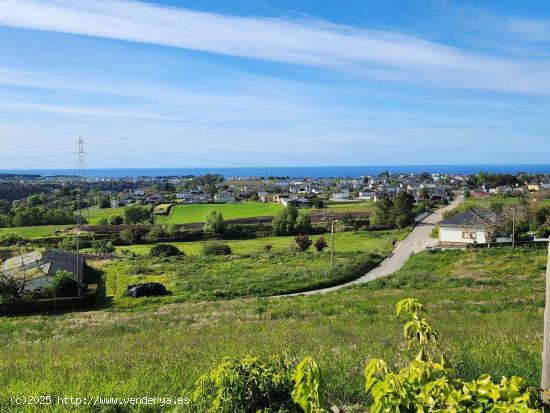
<box><xmin>325</xmin><ymin>201</ymin><xmax>375</xmax><ymax>213</ymax></box>
<box><xmin>0</xmin><ymin>247</ymin><xmax>545</xmax><ymax>411</ymax></box>
<box><xmin>113</xmin><ymin>229</ymin><xmax>408</xmax><ymax>256</ymax></box>
<box><xmin>103</xmin><ymin>251</ymin><xmax>381</xmax><ymax>307</ymax></box>
<box><xmin>0</xmin><ymin>225</ymin><xmax>73</xmax><ymax>239</ymax></box>
<box><xmin>80</xmin><ymin>206</ymin><xmax>125</xmax><ymax>225</ymax></box>
<box><xmin>156</xmin><ymin>202</ymin><xmax>283</xmax><ymax>224</ymax></box>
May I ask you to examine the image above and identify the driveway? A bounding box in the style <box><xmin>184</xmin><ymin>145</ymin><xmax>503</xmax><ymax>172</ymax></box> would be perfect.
<box><xmin>277</xmin><ymin>195</ymin><xmax>463</xmax><ymax>297</ymax></box>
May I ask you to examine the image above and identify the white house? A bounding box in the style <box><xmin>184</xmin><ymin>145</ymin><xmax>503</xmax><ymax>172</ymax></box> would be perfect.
<box><xmin>438</xmin><ymin>208</ymin><xmax>497</xmax><ymax>245</ymax></box>
<box><xmin>358</xmin><ymin>190</ymin><xmax>375</xmax><ymax>200</ymax></box>
<box><xmin>332</xmin><ymin>191</ymin><xmax>351</xmax><ymax>201</ymax></box>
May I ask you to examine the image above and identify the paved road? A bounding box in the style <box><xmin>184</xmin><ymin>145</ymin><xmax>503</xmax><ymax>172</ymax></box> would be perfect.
<box><xmin>276</xmin><ymin>195</ymin><xmax>463</xmax><ymax>297</ymax></box>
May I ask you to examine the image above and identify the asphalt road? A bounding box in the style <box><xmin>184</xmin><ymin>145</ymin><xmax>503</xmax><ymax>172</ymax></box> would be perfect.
<box><xmin>277</xmin><ymin>195</ymin><xmax>464</xmax><ymax>297</ymax></box>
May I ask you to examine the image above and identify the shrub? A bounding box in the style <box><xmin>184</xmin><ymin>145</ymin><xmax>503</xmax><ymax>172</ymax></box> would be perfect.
<box><xmin>120</xmin><ymin>229</ymin><xmax>145</xmax><ymax>245</ymax></box>
<box><xmin>57</xmin><ymin>236</ymin><xmax>77</xmax><ymax>251</ymax></box>
<box><xmin>91</xmin><ymin>240</ymin><xmax>115</xmax><ymax>254</ymax></box>
<box><xmin>48</xmin><ymin>270</ymin><xmax>78</xmax><ymax>297</ymax></box>
<box><xmin>107</xmin><ymin>214</ymin><xmax>123</xmax><ymax>225</ymax></box>
<box><xmin>314</xmin><ymin>237</ymin><xmax>328</xmax><ymax>252</ymax></box>
<box><xmin>144</xmin><ymin>226</ymin><xmax>165</xmax><ymax>242</ymax></box>
<box><xmin>0</xmin><ymin>232</ymin><xmax>26</xmax><ymax>246</ymax></box>
<box><xmin>201</xmin><ymin>241</ymin><xmax>232</xmax><ymax>256</ymax></box>
<box><xmin>364</xmin><ymin>298</ymin><xmax>541</xmax><ymax>413</ymax></box>
<box><xmin>149</xmin><ymin>244</ymin><xmax>182</xmax><ymax>257</ymax></box>
<box><xmin>294</xmin><ymin>234</ymin><xmax>312</xmax><ymax>252</ymax></box>
<box><xmin>192</xmin><ymin>355</ymin><xmax>300</xmax><ymax>412</ymax></box>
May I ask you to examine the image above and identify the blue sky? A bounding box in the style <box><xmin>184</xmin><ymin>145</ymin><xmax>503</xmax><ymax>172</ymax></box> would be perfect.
<box><xmin>1</xmin><ymin>0</ymin><xmax>550</xmax><ymax>169</ymax></box>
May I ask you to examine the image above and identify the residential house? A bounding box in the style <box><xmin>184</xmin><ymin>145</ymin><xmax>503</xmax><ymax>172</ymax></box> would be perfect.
<box><xmin>332</xmin><ymin>191</ymin><xmax>351</xmax><ymax>201</ymax></box>
<box><xmin>358</xmin><ymin>190</ymin><xmax>375</xmax><ymax>200</ymax></box>
<box><xmin>1</xmin><ymin>250</ymin><xmax>84</xmax><ymax>293</ymax></box>
<box><xmin>438</xmin><ymin>208</ymin><xmax>498</xmax><ymax>245</ymax></box>
<box><xmin>280</xmin><ymin>196</ymin><xmax>311</xmax><ymax>208</ymax></box>
<box><xmin>214</xmin><ymin>192</ymin><xmax>236</xmax><ymax>203</ymax></box>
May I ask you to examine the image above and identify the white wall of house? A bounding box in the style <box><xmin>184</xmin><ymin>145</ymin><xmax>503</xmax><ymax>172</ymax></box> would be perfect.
<box><xmin>439</xmin><ymin>226</ymin><xmax>487</xmax><ymax>244</ymax></box>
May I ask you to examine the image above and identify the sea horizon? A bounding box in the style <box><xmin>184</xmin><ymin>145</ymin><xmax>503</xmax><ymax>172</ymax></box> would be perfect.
<box><xmin>1</xmin><ymin>163</ymin><xmax>549</xmax><ymax>179</ymax></box>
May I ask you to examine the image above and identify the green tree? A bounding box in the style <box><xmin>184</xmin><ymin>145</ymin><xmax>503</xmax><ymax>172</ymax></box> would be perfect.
<box><xmin>203</xmin><ymin>210</ymin><xmax>225</xmax><ymax>235</ymax></box>
<box><xmin>371</xmin><ymin>197</ymin><xmax>394</xmax><ymax>228</ymax></box>
<box><xmin>123</xmin><ymin>204</ymin><xmax>151</xmax><ymax>224</ymax></box>
<box><xmin>391</xmin><ymin>191</ymin><xmax>415</xmax><ymax>228</ymax></box>
<box><xmin>272</xmin><ymin>205</ymin><xmax>310</xmax><ymax>235</ymax></box>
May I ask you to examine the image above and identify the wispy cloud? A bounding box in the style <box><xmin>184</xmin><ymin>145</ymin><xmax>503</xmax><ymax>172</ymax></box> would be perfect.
<box><xmin>2</xmin><ymin>0</ymin><xmax>550</xmax><ymax>94</ymax></box>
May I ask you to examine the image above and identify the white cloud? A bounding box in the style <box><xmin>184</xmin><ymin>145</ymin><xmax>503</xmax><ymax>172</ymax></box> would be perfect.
<box><xmin>1</xmin><ymin>0</ymin><xmax>550</xmax><ymax>94</ymax></box>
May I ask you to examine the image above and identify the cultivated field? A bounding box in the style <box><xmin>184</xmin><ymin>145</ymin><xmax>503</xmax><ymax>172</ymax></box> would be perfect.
<box><xmin>80</xmin><ymin>206</ymin><xmax>125</xmax><ymax>225</ymax></box>
<box><xmin>0</xmin><ymin>247</ymin><xmax>545</xmax><ymax>411</ymax></box>
<box><xmin>156</xmin><ymin>202</ymin><xmax>283</xmax><ymax>224</ymax></box>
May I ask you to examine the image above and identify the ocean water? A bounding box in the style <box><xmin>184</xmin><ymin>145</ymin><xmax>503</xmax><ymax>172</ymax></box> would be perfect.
<box><xmin>1</xmin><ymin>164</ymin><xmax>549</xmax><ymax>179</ymax></box>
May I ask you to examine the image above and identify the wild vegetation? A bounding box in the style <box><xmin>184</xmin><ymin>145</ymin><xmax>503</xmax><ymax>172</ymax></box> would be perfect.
<box><xmin>0</xmin><ymin>247</ymin><xmax>545</xmax><ymax>411</ymax></box>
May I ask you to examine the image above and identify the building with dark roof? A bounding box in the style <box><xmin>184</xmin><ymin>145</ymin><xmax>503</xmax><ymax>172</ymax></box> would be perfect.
<box><xmin>438</xmin><ymin>208</ymin><xmax>497</xmax><ymax>245</ymax></box>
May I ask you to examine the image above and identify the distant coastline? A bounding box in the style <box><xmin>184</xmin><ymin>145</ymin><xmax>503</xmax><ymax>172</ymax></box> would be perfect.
<box><xmin>1</xmin><ymin>164</ymin><xmax>549</xmax><ymax>178</ymax></box>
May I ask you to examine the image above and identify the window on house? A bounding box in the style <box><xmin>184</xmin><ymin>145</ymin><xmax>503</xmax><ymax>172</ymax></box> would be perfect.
<box><xmin>462</xmin><ymin>231</ymin><xmax>475</xmax><ymax>239</ymax></box>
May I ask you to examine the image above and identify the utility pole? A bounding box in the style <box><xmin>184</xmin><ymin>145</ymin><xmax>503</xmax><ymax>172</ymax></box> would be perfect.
<box><xmin>511</xmin><ymin>206</ymin><xmax>516</xmax><ymax>249</ymax></box>
<box><xmin>76</xmin><ymin>136</ymin><xmax>84</xmax><ymax>296</ymax></box>
<box><xmin>331</xmin><ymin>220</ymin><xmax>335</xmax><ymax>268</ymax></box>
<box><xmin>542</xmin><ymin>239</ymin><xmax>550</xmax><ymax>402</ymax></box>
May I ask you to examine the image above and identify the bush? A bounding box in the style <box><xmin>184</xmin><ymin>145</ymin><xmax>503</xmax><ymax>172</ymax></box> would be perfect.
<box><xmin>107</xmin><ymin>214</ymin><xmax>123</xmax><ymax>225</ymax></box>
<box><xmin>149</xmin><ymin>244</ymin><xmax>182</xmax><ymax>257</ymax></box>
<box><xmin>294</xmin><ymin>234</ymin><xmax>312</xmax><ymax>252</ymax></box>
<box><xmin>314</xmin><ymin>236</ymin><xmax>328</xmax><ymax>252</ymax></box>
<box><xmin>192</xmin><ymin>355</ymin><xmax>300</xmax><ymax>412</ymax></box>
<box><xmin>47</xmin><ymin>270</ymin><xmax>78</xmax><ymax>297</ymax></box>
<box><xmin>91</xmin><ymin>240</ymin><xmax>115</xmax><ymax>254</ymax></box>
<box><xmin>201</xmin><ymin>241</ymin><xmax>232</xmax><ymax>256</ymax></box>
<box><xmin>57</xmin><ymin>236</ymin><xmax>77</xmax><ymax>251</ymax></box>
<box><xmin>144</xmin><ymin>226</ymin><xmax>165</xmax><ymax>242</ymax></box>
<box><xmin>0</xmin><ymin>232</ymin><xmax>26</xmax><ymax>246</ymax></box>
<box><xmin>120</xmin><ymin>229</ymin><xmax>145</xmax><ymax>245</ymax></box>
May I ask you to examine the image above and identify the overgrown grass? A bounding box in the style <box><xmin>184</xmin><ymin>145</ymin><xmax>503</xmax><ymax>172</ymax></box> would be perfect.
<box><xmin>0</xmin><ymin>247</ymin><xmax>546</xmax><ymax>412</ymax></box>
<box><xmin>156</xmin><ymin>202</ymin><xmax>283</xmax><ymax>224</ymax></box>
<box><xmin>114</xmin><ymin>229</ymin><xmax>408</xmax><ymax>256</ymax></box>
<box><xmin>102</xmin><ymin>251</ymin><xmax>382</xmax><ymax>308</ymax></box>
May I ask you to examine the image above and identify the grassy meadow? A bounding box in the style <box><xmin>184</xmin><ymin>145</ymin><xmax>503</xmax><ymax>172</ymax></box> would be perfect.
<box><xmin>103</xmin><ymin>251</ymin><xmax>381</xmax><ymax>307</ymax></box>
<box><xmin>80</xmin><ymin>206</ymin><xmax>125</xmax><ymax>225</ymax></box>
<box><xmin>114</xmin><ymin>229</ymin><xmax>408</xmax><ymax>256</ymax></box>
<box><xmin>0</xmin><ymin>225</ymin><xmax>73</xmax><ymax>239</ymax></box>
<box><xmin>0</xmin><ymin>246</ymin><xmax>546</xmax><ymax>411</ymax></box>
<box><xmin>156</xmin><ymin>202</ymin><xmax>283</xmax><ymax>224</ymax></box>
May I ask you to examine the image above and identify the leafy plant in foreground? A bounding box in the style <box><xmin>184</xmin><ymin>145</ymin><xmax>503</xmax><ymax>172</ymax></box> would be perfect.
<box><xmin>364</xmin><ymin>298</ymin><xmax>542</xmax><ymax>412</ymax></box>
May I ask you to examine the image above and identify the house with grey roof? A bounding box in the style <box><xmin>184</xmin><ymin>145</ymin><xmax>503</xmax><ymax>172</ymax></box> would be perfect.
<box><xmin>1</xmin><ymin>249</ymin><xmax>83</xmax><ymax>293</ymax></box>
<box><xmin>438</xmin><ymin>208</ymin><xmax>498</xmax><ymax>245</ymax></box>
